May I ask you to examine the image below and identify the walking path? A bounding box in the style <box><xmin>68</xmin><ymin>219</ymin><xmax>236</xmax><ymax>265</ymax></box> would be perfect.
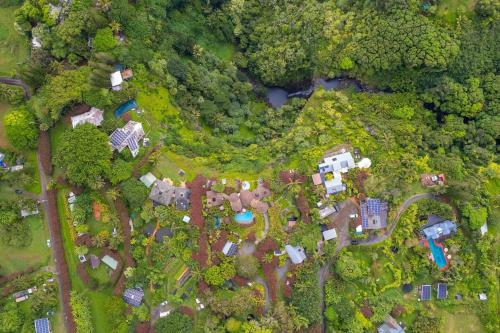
<box><xmin>0</xmin><ymin>77</ymin><xmax>31</xmax><ymax>99</ymax></box>
<box><xmin>255</xmin><ymin>276</ymin><xmax>270</xmax><ymax>313</ymax></box>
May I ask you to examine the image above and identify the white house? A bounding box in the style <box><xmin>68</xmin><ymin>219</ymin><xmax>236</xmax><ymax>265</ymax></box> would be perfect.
<box><xmin>71</xmin><ymin>107</ymin><xmax>104</xmax><ymax>128</ymax></box>
<box><xmin>322</xmin><ymin>228</ymin><xmax>337</xmax><ymax>241</ymax></box>
<box><xmin>285</xmin><ymin>245</ymin><xmax>306</xmax><ymax>264</ymax></box>
<box><xmin>110</xmin><ymin>71</ymin><xmax>123</xmax><ymax>91</ymax></box>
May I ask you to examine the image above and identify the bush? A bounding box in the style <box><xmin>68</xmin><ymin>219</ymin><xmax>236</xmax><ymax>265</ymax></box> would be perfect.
<box><xmin>4</xmin><ymin>108</ymin><xmax>39</xmax><ymax>150</ymax></box>
<box><xmin>155</xmin><ymin>312</ymin><xmax>193</xmax><ymax>333</ymax></box>
<box><xmin>236</xmin><ymin>255</ymin><xmax>259</xmax><ymax>279</ymax></box>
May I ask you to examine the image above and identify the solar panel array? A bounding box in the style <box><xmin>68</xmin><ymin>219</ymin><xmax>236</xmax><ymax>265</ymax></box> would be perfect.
<box><xmin>367</xmin><ymin>199</ymin><xmax>382</xmax><ymax>214</ymax></box>
<box><xmin>437</xmin><ymin>283</ymin><xmax>447</xmax><ymax>299</ymax></box>
<box><xmin>110</xmin><ymin>129</ymin><xmax>129</xmax><ymax>147</ymax></box>
<box><xmin>34</xmin><ymin>318</ymin><xmax>51</xmax><ymax>333</ymax></box>
<box><xmin>361</xmin><ymin>202</ymin><xmax>369</xmax><ymax>229</ymax></box>
<box><xmin>421</xmin><ymin>285</ymin><xmax>431</xmax><ymax>301</ymax></box>
<box><xmin>123</xmin><ymin>288</ymin><xmax>144</xmax><ymax>307</ymax></box>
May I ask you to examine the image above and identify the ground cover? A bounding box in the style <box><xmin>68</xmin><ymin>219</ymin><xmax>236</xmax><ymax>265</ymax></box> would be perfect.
<box><xmin>436</xmin><ymin>0</ymin><xmax>477</xmax><ymax>24</ymax></box>
<box><xmin>0</xmin><ymin>103</ymin><xmax>12</xmax><ymax>149</ymax></box>
<box><xmin>443</xmin><ymin>307</ymin><xmax>485</xmax><ymax>333</ymax></box>
<box><xmin>0</xmin><ymin>6</ymin><xmax>28</xmax><ymax>75</ymax></box>
<box><xmin>0</xmin><ymin>215</ymin><xmax>51</xmax><ymax>274</ymax></box>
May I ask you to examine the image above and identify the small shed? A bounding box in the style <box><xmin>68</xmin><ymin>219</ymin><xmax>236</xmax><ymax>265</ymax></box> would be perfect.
<box><xmin>140</xmin><ymin>173</ymin><xmax>157</xmax><ymax>188</ymax></box>
<box><xmin>89</xmin><ymin>255</ymin><xmax>100</xmax><ymax>269</ymax></box>
<box><xmin>322</xmin><ymin>228</ymin><xmax>337</xmax><ymax>241</ymax></box>
<box><xmin>222</xmin><ymin>241</ymin><xmax>238</xmax><ymax>256</ymax></box>
<box><xmin>102</xmin><ymin>255</ymin><xmax>118</xmax><ymax>270</ymax></box>
<box><xmin>182</xmin><ymin>215</ymin><xmax>191</xmax><ymax>223</ymax></box>
<box><xmin>285</xmin><ymin>245</ymin><xmax>306</xmax><ymax>264</ymax></box>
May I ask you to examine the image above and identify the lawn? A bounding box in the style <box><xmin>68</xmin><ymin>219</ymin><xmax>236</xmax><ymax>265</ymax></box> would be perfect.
<box><xmin>0</xmin><ymin>215</ymin><xmax>51</xmax><ymax>275</ymax></box>
<box><xmin>435</xmin><ymin>0</ymin><xmax>477</xmax><ymax>24</ymax></box>
<box><xmin>0</xmin><ymin>6</ymin><xmax>28</xmax><ymax>75</ymax></box>
<box><xmin>0</xmin><ymin>103</ymin><xmax>12</xmax><ymax>149</ymax></box>
<box><xmin>443</xmin><ymin>308</ymin><xmax>485</xmax><ymax>333</ymax></box>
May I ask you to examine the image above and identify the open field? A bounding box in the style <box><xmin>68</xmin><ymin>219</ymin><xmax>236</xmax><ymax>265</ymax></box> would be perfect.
<box><xmin>443</xmin><ymin>308</ymin><xmax>485</xmax><ymax>333</ymax></box>
<box><xmin>0</xmin><ymin>103</ymin><xmax>12</xmax><ymax>149</ymax></box>
<box><xmin>0</xmin><ymin>215</ymin><xmax>52</xmax><ymax>274</ymax></box>
<box><xmin>0</xmin><ymin>6</ymin><xmax>28</xmax><ymax>75</ymax></box>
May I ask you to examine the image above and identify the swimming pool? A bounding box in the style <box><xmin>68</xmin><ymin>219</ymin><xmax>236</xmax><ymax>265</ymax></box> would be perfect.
<box><xmin>234</xmin><ymin>211</ymin><xmax>254</xmax><ymax>224</ymax></box>
<box><xmin>428</xmin><ymin>238</ymin><xmax>447</xmax><ymax>269</ymax></box>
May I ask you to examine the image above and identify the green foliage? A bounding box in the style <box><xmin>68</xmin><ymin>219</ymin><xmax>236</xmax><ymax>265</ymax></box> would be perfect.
<box><xmin>462</xmin><ymin>203</ymin><xmax>488</xmax><ymax>230</ymax></box>
<box><xmin>155</xmin><ymin>312</ymin><xmax>193</xmax><ymax>333</ymax></box>
<box><xmin>409</xmin><ymin>311</ymin><xmax>443</xmax><ymax>333</ymax></box>
<box><xmin>0</xmin><ymin>208</ymin><xmax>32</xmax><ymax>247</ymax></box>
<box><xmin>120</xmin><ymin>178</ymin><xmax>149</xmax><ymax>211</ymax></box>
<box><xmin>93</xmin><ymin>27</ymin><xmax>117</xmax><ymax>53</ymax></box>
<box><xmin>108</xmin><ymin>159</ymin><xmax>133</xmax><ymax>184</ymax></box>
<box><xmin>236</xmin><ymin>254</ymin><xmax>259</xmax><ymax>279</ymax></box>
<box><xmin>54</xmin><ymin>124</ymin><xmax>112</xmax><ymax>189</ymax></box>
<box><xmin>225</xmin><ymin>318</ymin><xmax>242</xmax><ymax>332</ymax></box>
<box><xmin>70</xmin><ymin>291</ymin><xmax>94</xmax><ymax>333</ymax></box>
<box><xmin>0</xmin><ymin>302</ymin><xmax>23</xmax><ymax>333</ymax></box>
<box><xmin>4</xmin><ymin>107</ymin><xmax>39</xmax><ymax>150</ymax></box>
<box><xmin>204</xmin><ymin>261</ymin><xmax>236</xmax><ymax>286</ymax></box>
<box><xmin>335</xmin><ymin>249</ymin><xmax>366</xmax><ymax>280</ymax></box>
<box><xmin>291</xmin><ymin>264</ymin><xmax>322</xmax><ymax>326</ymax></box>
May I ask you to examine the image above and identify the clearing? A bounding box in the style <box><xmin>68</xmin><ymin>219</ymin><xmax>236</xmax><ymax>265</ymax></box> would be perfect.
<box><xmin>443</xmin><ymin>309</ymin><xmax>485</xmax><ymax>333</ymax></box>
<box><xmin>0</xmin><ymin>6</ymin><xmax>28</xmax><ymax>75</ymax></box>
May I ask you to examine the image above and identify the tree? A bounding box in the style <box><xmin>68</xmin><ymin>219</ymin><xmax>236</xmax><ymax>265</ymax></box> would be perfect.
<box><xmin>462</xmin><ymin>204</ymin><xmax>488</xmax><ymax>230</ymax></box>
<box><xmin>108</xmin><ymin>159</ymin><xmax>132</xmax><ymax>184</ymax></box>
<box><xmin>225</xmin><ymin>318</ymin><xmax>242</xmax><ymax>332</ymax></box>
<box><xmin>93</xmin><ymin>27</ymin><xmax>117</xmax><ymax>53</ymax></box>
<box><xmin>236</xmin><ymin>255</ymin><xmax>259</xmax><ymax>279</ymax></box>
<box><xmin>4</xmin><ymin>108</ymin><xmax>39</xmax><ymax>150</ymax></box>
<box><xmin>120</xmin><ymin>178</ymin><xmax>149</xmax><ymax>211</ymax></box>
<box><xmin>0</xmin><ymin>302</ymin><xmax>23</xmax><ymax>333</ymax></box>
<box><xmin>54</xmin><ymin>124</ymin><xmax>112</xmax><ymax>189</ymax></box>
<box><xmin>155</xmin><ymin>312</ymin><xmax>193</xmax><ymax>333</ymax></box>
<box><xmin>0</xmin><ymin>209</ymin><xmax>32</xmax><ymax>247</ymax></box>
<box><xmin>204</xmin><ymin>262</ymin><xmax>236</xmax><ymax>286</ymax></box>
<box><xmin>335</xmin><ymin>250</ymin><xmax>366</xmax><ymax>280</ymax></box>
<box><xmin>70</xmin><ymin>291</ymin><xmax>94</xmax><ymax>333</ymax></box>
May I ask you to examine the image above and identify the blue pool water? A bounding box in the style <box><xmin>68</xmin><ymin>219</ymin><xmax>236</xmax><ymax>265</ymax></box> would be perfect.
<box><xmin>234</xmin><ymin>211</ymin><xmax>254</xmax><ymax>224</ymax></box>
<box><xmin>114</xmin><ymin>99</ymin><xmax>138</xmax><ymax>117</ymax></box>
<box><xmin>428</xmin><ymin>238</ymin><xmax>447</xmax><ymax>269</ymax></box>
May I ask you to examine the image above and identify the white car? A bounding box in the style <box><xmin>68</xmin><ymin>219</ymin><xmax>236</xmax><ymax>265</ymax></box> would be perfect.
<box><xmin>47</xmin><ymin>239</ymin><xmax>51</xmax><ymax>248</ymax></box>
<box><xmin>349</xmin><ymin>214</ymin><xmax>358</xmax><ymax>219</ymax></box>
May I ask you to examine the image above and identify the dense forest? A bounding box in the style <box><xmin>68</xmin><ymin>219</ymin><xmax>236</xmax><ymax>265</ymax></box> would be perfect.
<box><xmin>0</xmin><ymin>0</ymin><xmax>498</xmax><ymax>332</ymax></box>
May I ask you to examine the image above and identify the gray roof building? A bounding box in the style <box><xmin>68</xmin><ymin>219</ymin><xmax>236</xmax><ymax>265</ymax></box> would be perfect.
<box><xmin>316</xmin><ymin>151</ymin><xmax>356</xmax><ymax>194</ymax></box>
<box><xmin>123</xmin><ymin>288</ymin><xmax>144</xmax><ymax>307</ymax></box>
<box><xmin>378</xmin><ymin>315</ymin><xmax>404</xmax><ymax>333</ymax></box>
<box><xmin>285</xmin><ymin>245</ymin><xmax>306</xmax><ymax>264</ymax></box>
<box><xmin>422</xmin><ymin>215</ymin><xmax>457</xmax><ymax>240</ymax></box>
<box><xmin>222</xmin><ymin>241</ymin><xmax>238</xmax><ymax>256</ymax></box>
<box><xmin>149</xmin><ymin>180</ymin><xmax>190</xmax><ymax>210</ymax></box>
<box><xmin>109</xmin><ymin>121</ymin><xmax>144</xmax><ymax>158</ymax></box>
<box><xmin>89</xmin><ymin>255</ymin><xmax>100</xmax><ymax>269</ymax></box>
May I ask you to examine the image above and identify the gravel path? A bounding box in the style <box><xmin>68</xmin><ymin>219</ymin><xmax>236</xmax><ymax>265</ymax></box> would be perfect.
<box><xmin>0</xmin><ymin>76</ymin><xmax>31</xmax><ymax>99</ymax></box>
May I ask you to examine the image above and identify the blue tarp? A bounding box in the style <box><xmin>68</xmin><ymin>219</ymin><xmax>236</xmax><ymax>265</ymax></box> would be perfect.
<box><xmin>114</xmin><ymin>99</ymin><xmax>138</xmax><ymax>118</ymax></box>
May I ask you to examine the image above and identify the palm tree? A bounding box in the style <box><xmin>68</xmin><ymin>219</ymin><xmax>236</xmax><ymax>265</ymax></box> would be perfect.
<box><xmin>109</xmin><ymin>21</ymin><xmax>121</xmax><ymax>35</ymax></box>
<box><xmin>106</xmin><ymin>188</ymin><xmax>120</xmax><ymax>201</ymax></box>
<box><xmin>97</xmin><ymin>0</ymin><xmax>112</xmax><ymax>12</ymax></box>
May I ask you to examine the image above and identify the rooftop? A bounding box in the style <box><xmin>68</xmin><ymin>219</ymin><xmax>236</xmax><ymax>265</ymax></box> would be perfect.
<box><xmin>140</xmin><ymin>172</ymin><xmax>157</xmax><ymax>188</ymax></box>
<box><xmin>422</xmin><ymin>215</ymin><xmax>457</xmax><ymax>240</ymax></box>
<box><xmin>421</xmin><ymin>284</ymin><xmax>431</xmax><ymax>301</ymax></box>
<box><xmin>123</xmin><ymin>288</ymin><xmax>144</xmax><ymax>307</ymax></box>
<box><xmin>102</xmin><ymin>254</ymin><xmax>118</xmax><ymax>270</ymax></box>
<box><xmin>437</xmin><ymin>283</ymin><xmax>447</xmax><ymax>300</ymax></box>
<box><xmin>71</xmin><ymin>107</ymin><xmax>104</xmax><ymax>128</ymax></box>
<box><xmin>378</xmin><ymin>315</ymin><xmax>404</xmax><ymax>333</ymax></box>
<box><xmin>222</xmin><ymin>241</ymin><xmax>238</xmax><ymax>256</ymax></box>
<box><xmin>361</xmin><ymin>198</ymin><xmax>388</xmax><ymax>230</ymax></box>
<box><xmin>34</xmin><ymin>318</ymin><xmax>51</xmax><ymax>333</ymax></box>
<box><xmin>285</xmin><ymin>245</ymin><xmax>306</xmax><ymax>264</ymax></box>
<box><xmin>323</xmin><ymin>228</ymin><xmax>337</xmax><ymax>241</ymax></box>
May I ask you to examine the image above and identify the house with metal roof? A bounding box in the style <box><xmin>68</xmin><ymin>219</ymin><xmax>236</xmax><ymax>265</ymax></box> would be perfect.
<box><xmin>378</xmin><ymin>315</ymin><xmax>404</xmax><ymax>333</ymax></box>
<box><xmin>361</xmin><ymin>198</ymin><xmax>388</xmax><ymax>230</ymax></box>
<box><xmin>322</xmin><ymin>228</ymin><xmax>337</xmax><ymax>241</ymax></box>
<box><xmin>422</xmin><ymin>215</ymin><xmax>457</xmax><ymax>240</ymax></box>
<box><xmin>148</xmin><ymin>179</ymin><xmax>191</xmax><ymax>210</ymax></box>
<box><xmin>285</xmin><ymin>245</ymin><xmax>306</xmax><ymax>264</ymax></box>
<box><xmin>123</xmin><ymin>288</ymin><xmax>144</xmax><ymax>307</ymax></box>
<box><xmin>420</xmin><ymin>284</ymin><xmax>431</xmax><ymax>301</ymax></box>
<box><xmin>109</xmin><ymin>121</ymin><xmax>144</xmax><ymax>158</ymax></box>
<box><xmin>140</xmin><ymin>172</ymin><xmax>157</xmax><ymax>188</ymax></box>
<box><xmin>71</xmin><ymin>107</ymin><xmax>104</xmax><ymax>128</ymax></box>
<box><xmin>102</xmin><ymin>254</ymin><xmax>118</xmax><ymax>270</ymax></box>
<box><xmin>34</xmin><ymin>318</ymin><xmax>52</xmax><ymax>333</ymax></box>
<box><xmin>110</xmin><ymin>71</ymin><xmax>123</xmax><ymax>90</ymax></box>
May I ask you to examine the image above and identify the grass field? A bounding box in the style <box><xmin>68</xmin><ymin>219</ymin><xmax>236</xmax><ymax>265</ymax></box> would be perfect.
<box><xmin>0</xmin><ymin>6</ymin><xmax>28</xmax><ymax>75</ymax></box>
<box><xmin>0</xmin><ymin>103</ymin><xmax>12</xmax><ymax>149</ymax></box>
<box><xmin>436</xmin><ymin>0</ymin><xmax>477</xmax><ymax>24</ymax></box>
<box><xmin>443</xmin><ymin>308</ymin><xmax>485</xmax><ymax>333</ymax></box>
<box><xmin>0</xmin><ymin>215</ymin><xmax>51</xmax><ymax>274</ymax></box>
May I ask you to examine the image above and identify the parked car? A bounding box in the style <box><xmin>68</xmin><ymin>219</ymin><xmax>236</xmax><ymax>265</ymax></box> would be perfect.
<box><xmin>350</xmin><ymin>213</ymin><xmax>358</xmax><ymax>218</ymax></box>
<box><xmin>47</xmin><ymin>239</ymin><xmax>51</xmax><ymax>248</ymax></box>
<box><xmin>350</xmin><ymin>240</ymin><xmax>359</xmax><ymax>245</ymax></box>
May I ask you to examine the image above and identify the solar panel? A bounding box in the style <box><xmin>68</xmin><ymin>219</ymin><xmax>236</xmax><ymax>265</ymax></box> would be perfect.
<box><xmin>34</xmin><ymin>318</ymin><xmax>51</xmax><ymax>333</ymax></box>
<box><xmin>437</xmin><ymin>283</ymin><xmax>447</xmax><ymax>299</ymax></box>
<box><xmin>361</xmin><ymin>203</ymin><xmax>369</xmax><ymax>228</ymax></box>
<box><xmin>421</xmin><ymin>285</ymin><xmax>431</xmax><ymax>301</ymax></box>
<box><xmin>123</xmin><ymin>288</ymin><xmax>144</xmax><ymax>307</ymax></box>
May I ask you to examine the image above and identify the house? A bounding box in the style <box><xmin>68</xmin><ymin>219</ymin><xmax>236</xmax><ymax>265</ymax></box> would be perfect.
<box><xmin>101</xmin><ymin>254</ymin><xmax>118</xmax><ymax>270</ymax></box>
<box><xmin>222</xmin><ymin>241</ymin><xmax>238</xmax><ymax>256</ymax></box>
<box><xmin>316</xmin><ymin>150</ymin><xmax>356</xmax><ymax>194</ymax></box>
<box><xmin>89</xmin><ymin>255</ymin><xmax>100</xmax><ymax>269</ymax></box>
<box><xmin>227</xmin><ymin>193</ymin><xmax>243</xmax><ymax>212</ymax></box>
<box><xmin>21</xmin><ymin>208</ymin><xmax>39</xmax><ymax>217</ymax></box>
<box><xmin>437</xmin><ymin>283</ymin><xmax>447</xmax><ymax>300</ymax></box>
<box><xmin>285</xmin><ymin>245</ymin><xmax>306</xmax><ymax>264</ymax></box>
<box><xmin>143</xmin><ymin>224</ymin><xmax>173</xmax><ymax>243</ymax></box>
<box><xmin>378</xmin><ymin>315</ymin><xmax>404</xmax><ymax>333</ymax></box>
<box><xmin>206</xmin><ymin>190</ymin><xmax>225</xmax><ymax>207</ymax></box>
<box><xmin>110</xmin><ymin>121</ymin><xmax>145</xmax><ymax>157</ymax></box>
<box><xmin>421</xmin><ymin>173</ymin><xmax>445</xmax><ymax>187</ymax></box>
<box><xmin>110</xmin><ymin>71</ymin><xmax>123</xmax><ymax>90</ymax></box>
<box><xmin>149</xmin><ymin>180</ymin><xmax>191</xmax><ymax>210</ymax></box>
<box><xmin>420</xmin><ymin>284</ymin><xmax>431</xmax><ymax>301</ymax></box>
<box><xmin>123</xmin><ymin>288</ymin><xmax>144</xmax><ymax>307</ymax></box>
<box><xmin>422</xmin><ymin>215</ymin><xmax>457</xmax><ymax>240</ymax></box>
<box><xmin>319</xmin><ymin>206</ymin><xmax>337</xmax><ymax>219</ymax></box>
<box><xmin>34</xmin><ymin>318</ymin><xmax>52</xmax><ymax>333</ymax></box>
<box><xmin>311</xmin><ymin>173</ymin><xmax>322</xmax><ymax>186</ymax></box>
<box><xmin>361</xmin><ymin>198</ymin><xmax>388</xmax><ymax>230</ymax></box>
<box><xmin>322</xmin><ymin>228</ymin><xmax>337</xmax><ymax>241</ymax></box>
<box><xmin>71</xmin><ymin>107</ymin><xmax>104</xmax><ymax>128</ymax></box>
<box><xmin>10</xmin><ymin>164</ymin><xmax>24</xmax><ymax>171</ymax></box>
<box><xmin>139</xmin><ymin>172</ymin><xmax>157</xmax><ymax>188</ymax></box>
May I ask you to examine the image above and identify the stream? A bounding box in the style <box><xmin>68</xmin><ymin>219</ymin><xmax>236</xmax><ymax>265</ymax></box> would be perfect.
<box><xmin>266</xmin><ymin>77</ymin><xmax>366</xmax><ymax>108</ymax></box>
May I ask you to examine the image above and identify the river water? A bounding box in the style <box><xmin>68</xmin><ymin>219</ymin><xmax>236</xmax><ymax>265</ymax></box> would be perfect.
<box><xmin>266</xmin><ymin>77</ymin><xmax>363</xmax><ymax>108</ymax></box>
